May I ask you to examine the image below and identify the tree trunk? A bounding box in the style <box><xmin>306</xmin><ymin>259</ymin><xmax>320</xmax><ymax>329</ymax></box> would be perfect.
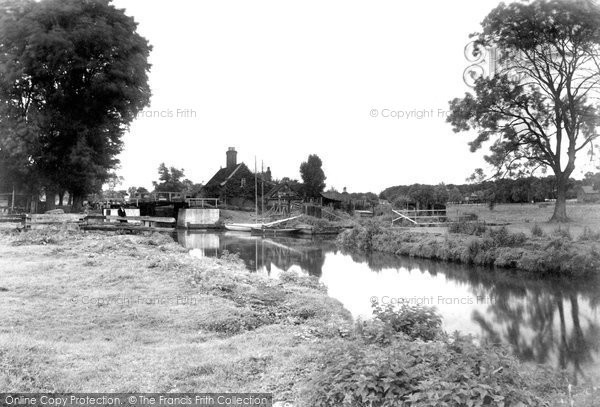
<box><xmin>58</xmin><ymin>191</ymin><xmax>64</xmax><ymax>207</ymax></box>
<box><xmin>550</xmin><ymin>176</ymin><xmax>569</xmax><ymax>222</ymax></box>
<box><xmin>71</xmin><ymin>193</ymin><xmax>84</xmax><ymax>213</ymax></box>
<box><xmin>45</xmin><ymin>187</ymin><xmax>57</xmax><ymax>211</ymax></box>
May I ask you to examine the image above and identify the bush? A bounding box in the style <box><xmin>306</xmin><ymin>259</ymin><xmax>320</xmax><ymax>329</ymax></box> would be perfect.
<box><xmin>531</xmin><ymin>224</ymin><xmax>544</xmax><ymax>237</ymax></box>
<box><xmin>305</xmin><ymin>329</ymin><xmax>546</xmax><ymax>406</ymax></box>
<box><xmin>580</xmin><ymin>226</ymin><xmax>600</xmax><ymax>242</ymax></box>
<box><xmin>218</xmin><ymin>249</ymin><xmax>242</xmax><ymax>264</ymax></box>
<box><xmin>337</xmin><ymin>222</ymin><xmax>382</xmax><ymax>252</ymax></box>
<box><xmin>486</xmin><ymin>226</ymin><xmax>527</xmax><ymax>247</ymax></box>
<box><xmin>448</xmin><ymin>220</ymin><xmax>488</xmax><ymax>236</ymax></box>
<box><xmin>551</xmin><ymin>227</ymin><xmax>572</xmax><ymax>240</ymax></box>
<box><xmin>370</xmin><ymin>303</ymin><xmax>443</xmax><ymax>342</ymax></box>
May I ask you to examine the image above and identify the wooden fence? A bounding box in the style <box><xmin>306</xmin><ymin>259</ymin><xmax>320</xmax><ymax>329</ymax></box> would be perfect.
<box><xmin>0</xmin><ymin>213</ymin><xmax>176</xmax><ymax>232</ymax></box>
<box><xmin>391</xmin><ymin>209</ymin><xmax>448</xmax><ymax>227</ymax></box>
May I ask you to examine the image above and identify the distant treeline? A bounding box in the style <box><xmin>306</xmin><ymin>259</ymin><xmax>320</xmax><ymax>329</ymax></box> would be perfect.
<box><xmin>379</xmin><ymin>173</ymin><xmax>600</xmax><ymax>208</ymax></box>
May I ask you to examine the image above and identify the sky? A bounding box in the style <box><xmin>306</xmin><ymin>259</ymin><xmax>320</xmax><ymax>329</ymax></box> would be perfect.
<box><xmin>111</xmin><ymin>0</ymin><xmax>599</xmax><ymax>194</ymax></box>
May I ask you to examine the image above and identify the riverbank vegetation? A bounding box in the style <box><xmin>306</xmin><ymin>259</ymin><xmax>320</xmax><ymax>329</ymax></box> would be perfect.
<box><xmin>338</xmin><ymin>220</ymin><xmax>600</xmax><ymax>278</ymax></box>
<box><xmin>302</xmin><ymin>303</ymin><xmax>570</xmax><ymax>406</ymax></box>
<box><xmin>1</xmin><ymin>229</ymin><xmax>596</xmax><ymax>405</ymax></box>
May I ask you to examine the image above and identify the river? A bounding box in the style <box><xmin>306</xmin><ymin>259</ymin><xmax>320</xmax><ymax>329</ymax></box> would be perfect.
<box><xmin>177</xmin><ymin>230</ymin><xmax>600</xmax><ymax>383</ymax></box>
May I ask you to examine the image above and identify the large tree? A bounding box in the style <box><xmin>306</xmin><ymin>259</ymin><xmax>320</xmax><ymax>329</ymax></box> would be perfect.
<box><xmin>0</xmin><ymin>0</ymin><xmax>151</xmax><ymax>210</ymax></box>
<box><xmin>152</xmin><ymin>163</ymin><xmax>201</xmax><ymax>195</ymax></box>
<box><xmin>300</xmin><ymin>154</ymin><xmax>326</xmax><ymax>198</ymax></box>
<box><xmin>447</xmin><ymin>0</ymin><xmax>600</xmax><ymax>222</ymax></box>
<box><xmin>152</xmin><ymin>163</ymin><xmax>187</xmax><ymax>192</ymax></box>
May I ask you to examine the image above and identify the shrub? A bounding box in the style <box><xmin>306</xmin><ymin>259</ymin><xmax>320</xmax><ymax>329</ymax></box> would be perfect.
<box><xmin>371</xmin><ymin>303</ymin><xmax>443</xmax><ymax>342</ymax></box>
<box><xmin>531</xmin><ymin>223</ymin><xmax>544</xmax><ymax>237</ymax></box>
<box><xmin>139</xmin><ymin>232</ymin><xmax>173</xmax><ymax>246</ymax></box>
<box><xmin>580</xmin><ymin>226</ymin><xmax>600</xmax><ymax>242</ymax></box>
<box><xmin>304</xmin><ymin>333</ymin><xmax>545</xmax><ymax>407</ymax></box>
<box><xmin>486</xmin><ymin>226</ymin><xmax>527</xmax><ymax>247</ymax></box>
<box><xmin>218</xmin><ymin>249</ymin><xmax>243</xmax><ymax>265</ymax></box>
<box><xmin>448</xmin><ymin>220</ymin><xmax>488</xmax><ymax>236</ymax></box>
<box><xmin>337</xmin><ymin>222</ymin><xmax>382</xmax><ymax>252</ymax></box>
<box><xmin>279</xmin><ymin>271</ymin><xmax>323</xmax><ymax>290</ymax></box>
<box><xmin>551</xmin><ymin>227</ymin><xmax>572</xmax><ymax>240</ymax></box>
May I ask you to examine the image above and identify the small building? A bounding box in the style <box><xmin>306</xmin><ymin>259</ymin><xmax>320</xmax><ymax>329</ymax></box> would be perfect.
<box><xmin>264</xmin><ymin>181</ymin><xmax>303</xmax><ymax>214</ymax></box>
<box><xmin>202</xmin><ymin>147</ymin><xmax>272</xmax><ymax>207</ymax></box>
<box><xmin>577</xmin><ymin>186</ymin><xmax>600</xmax><ymax>203</ymax></box>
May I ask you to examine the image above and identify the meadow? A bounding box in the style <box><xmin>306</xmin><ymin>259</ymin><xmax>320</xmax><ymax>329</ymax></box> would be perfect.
<box><xmin>446</xmin><ymin>202</ymin><xmax>600</xmax><ymax>237</ymax></box>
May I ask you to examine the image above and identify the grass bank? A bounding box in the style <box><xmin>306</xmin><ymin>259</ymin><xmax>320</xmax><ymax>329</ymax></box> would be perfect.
<box><xmin>338</xmin><ymin>221</ymin><xmax>600</xmax><ymax>278</ymax></box>
<box><xmin>1</xmin><ymin>229</ymin><xmax>595</xmax><ymax>405</ymax></box>
<box><xmin>0</xmin><ymin>229</ymin><xmax>351</xmax><ymax>399</ymax></box>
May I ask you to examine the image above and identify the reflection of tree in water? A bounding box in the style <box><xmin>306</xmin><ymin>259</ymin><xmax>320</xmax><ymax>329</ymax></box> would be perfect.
<box><xmin>464</xmin><ymin>272</ymin><xmax>600</xmax><ymax>385</ymax></box>
<box><xmin>342</xmin><ymin>249</ymin><xmax>600</xmax><ymax>383</ymax></box>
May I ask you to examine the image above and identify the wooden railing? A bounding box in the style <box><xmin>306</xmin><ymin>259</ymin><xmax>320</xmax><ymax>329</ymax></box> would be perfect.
<box><xmin>0</xmin><ymin>213</ymin><xmax>176</xmax><ymax>231</ymax></box>
<box><xmin>84</xmin><ymin>215</ymin><xmax>176</xmax><ymax>229</ymax></box>
<box><xmin>185</xmin><ymin>198</ymin><xmax>219</xmax><ymax>208</ymax></box>
<box><xmin>391</xmin><ymin>209</ymin><xmax>447</xmax><ymax>226</ymax></box>
<box><xmin>0</xmin><ymin>213</ymin><xmax>85</xmax><ymax>228</ymax></box>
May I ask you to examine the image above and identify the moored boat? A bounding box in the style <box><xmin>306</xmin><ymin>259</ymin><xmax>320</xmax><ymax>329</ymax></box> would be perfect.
<box><xmin>224</xmin><ymin>215</ymin><xmax>301</xmax><ymax>232</ymax></box>
<box><xmin>250</xmin><ymin>227</ymin><xmax>300</xmax><ymax>236</ymax></box>
<box><xmin>224</xmin><ymin>223</ymin><xmax>263</xmax><ymax>232</ymax></box>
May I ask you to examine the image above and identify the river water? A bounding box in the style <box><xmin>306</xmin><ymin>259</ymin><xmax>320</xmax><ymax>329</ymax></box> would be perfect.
<box><xmin>177</xmin><ymin>230</ymin><xmax>600</xmax><ymax>383</ymax></box>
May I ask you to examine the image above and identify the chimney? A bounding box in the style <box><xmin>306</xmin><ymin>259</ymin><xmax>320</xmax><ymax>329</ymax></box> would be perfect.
<box><xmin>226</xmin><ymin>147</ymin><xmax>237</xmax><ymax>168</ymax></box>
<box><xmin>265</xmin><ymin>167</ymin><xmax>272</xmax><ymax>182</ymax></box>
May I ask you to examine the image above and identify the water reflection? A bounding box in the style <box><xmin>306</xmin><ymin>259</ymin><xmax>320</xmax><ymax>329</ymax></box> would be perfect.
<box><xmin>178</xmin><ymin>230</ymin><xmax>332</xmax><ymax>277</ymax></box>
<box><xmin>177</xmin><ymin>231</ymin><xmax>600</xmax><ymax>381</ymax></box>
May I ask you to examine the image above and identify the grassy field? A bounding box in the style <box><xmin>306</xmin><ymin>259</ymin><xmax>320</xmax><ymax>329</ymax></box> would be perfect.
<box><xmin>447</xmin><ymin>202</ymin><xmax>600</xmax><ymax>237</ymax></box>
<box><xmin>0</xmin><ymin>229</ymin><xmax>351</xmax><ymax>398</ymax></box>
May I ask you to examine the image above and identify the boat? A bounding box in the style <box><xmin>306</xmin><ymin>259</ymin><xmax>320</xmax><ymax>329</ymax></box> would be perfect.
<box><xmin>250</xmin><ymin>227</ymin><xmax>301</xmax><ymax>236</ymax></box>
<box><xmin>224</xmin><ymin>215</ymin><xmax>301</xmax><ymax>232</ymax></box>
<box><xmin>224</xmin><ymin>223</ymin><xmax>264</xmax><ymax>232</ymax></box>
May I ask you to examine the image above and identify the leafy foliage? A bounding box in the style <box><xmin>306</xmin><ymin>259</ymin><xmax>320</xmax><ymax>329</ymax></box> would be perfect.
<box><xmin>369</xmin><ymin>303</ymin><xmax>443</xmax><ymax>342</ymax></box>
<box><xmin>304</xmin><ymin>304</ymin><xmax>545</xmax><ymax>406</ymax></box>
<box><xmin>531</xmin><ymin>224</ymin><xmax>545</xmax><ymax>237</ymax></box>
<box><xmin>447</xmin><ymin>0</ymin><xmax>600</xmax><ymax>221</ymax></box>
<box><xmin>152</xmin><ymin>163</ymin><xmax>200</xmax><ymax>194</ymax></box>
<box><xmin>0</xmin><ymin>0</ymin><xmax>151</xmax><ymax>207</ymax></box>
<box><xmin>299</xmin><ymin>154</ymin><xmax>326</xmax><ymax>198</ymax></box>
<box><xmin>449</xmin><ymin>220</ymin><xmax>488</xmax><ymax>236</ymax></box>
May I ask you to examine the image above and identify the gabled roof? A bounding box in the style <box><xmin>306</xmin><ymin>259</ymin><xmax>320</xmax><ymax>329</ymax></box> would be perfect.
<box><xmin>205</xmin><ymin>164</ymin><xmax>245</xmax><ymax>188</ymax></box>
<box><xmin>321</xmin><ymin>191</ymin><xmax>351</xmax><ymax>202</ymax></box>
<box><xmin>265</xmin><ymin>182</ymin><xmax>303</xmax><ymax>199</ymax></box>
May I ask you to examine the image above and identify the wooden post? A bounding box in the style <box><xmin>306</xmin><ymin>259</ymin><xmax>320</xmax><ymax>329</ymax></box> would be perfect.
<box><xmin>11</xmin><ymin>185</ymin><xmax>15</xmax><ymax>213</ymax></box>
<box><xmin>254</xmin><ymin>156</ymin><xmax>258</xmax><ymax>219</ymax></box>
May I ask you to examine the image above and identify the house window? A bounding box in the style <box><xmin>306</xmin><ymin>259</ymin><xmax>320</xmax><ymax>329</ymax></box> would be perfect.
<box><xmin>241</xmin><ymin>178</ymin><xmax>246</xmax><ymax>187</ymax></box>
